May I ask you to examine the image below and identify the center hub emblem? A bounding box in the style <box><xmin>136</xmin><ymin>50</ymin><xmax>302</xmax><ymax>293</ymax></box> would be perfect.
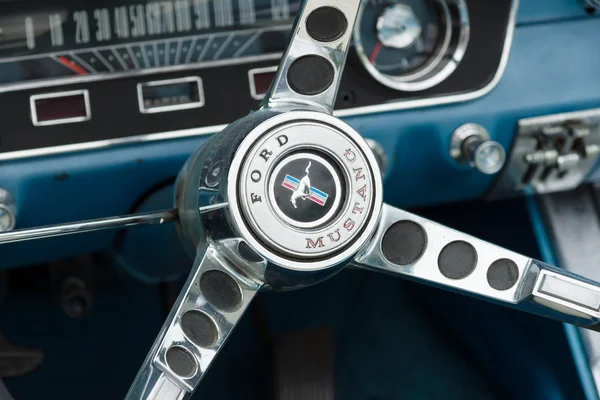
<box><xmin>270</xmin><ymin>152</ymin><xmax>343</xmax><ymax>228</ymax></box>
<box><xmin>231</xmin><ymin>113</ymin><xmax>381</xmax><ymax>263</ymax></box>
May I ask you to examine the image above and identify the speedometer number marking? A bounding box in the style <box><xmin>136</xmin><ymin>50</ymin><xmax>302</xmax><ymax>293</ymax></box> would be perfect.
<box><xmin>74</xmin><ymin>11</ymin><xmax>91</xmax><ymax>45</ymax></box>
<box><xmin>49</xmin><ymin>13</ymin><xmax>64</xmax><ymax>47</ymax></box>
<box><xmin>94</xmin><ymin>9</ymin><xmax>112</xmax><ymax>42</ymax></box>
<box><xmin>271</xmin><ymin>0</ymin><xmax>291</xmax><ymax>20</ymax></box>
<box><xmin>214</xmin><ymin>0</ymin><xmax>235</xmax><ymax>28</ymax></box>
<box><xmin>0</xmin><ymin>0</ymin><xmax>301</xmax><ymax>92</ymax></box>
<box><xmin>25</xmin><ymin>17</ymin><xmax>35</xmax><ymax>50</ymax></box>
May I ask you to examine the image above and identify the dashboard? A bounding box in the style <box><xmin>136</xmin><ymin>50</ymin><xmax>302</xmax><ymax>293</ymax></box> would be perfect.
<box><xmin>0</xmin><ymin>0</ymin><xmax>513</xmax><ymax>157</ymax></box>
<box><xmin>1</xmin><ymin>2</ymin><xmax>600</xmax><ymax>399</ymax></box>
<box><xmin>0</xmin><ymin>0</ymin><xmax>599</xmax><ymax>273</ymax></box>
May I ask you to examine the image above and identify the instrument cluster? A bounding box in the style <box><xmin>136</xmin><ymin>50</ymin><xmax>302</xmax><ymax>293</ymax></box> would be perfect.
<box><xmin>355</xmin><ymin>0</ymin><xmax>468</xmax><ymax>92</ymax></box>
<box><xmin>0</xmin><ymin>0</ymin><xmax>516</xmax><ymax>160</ymax></box>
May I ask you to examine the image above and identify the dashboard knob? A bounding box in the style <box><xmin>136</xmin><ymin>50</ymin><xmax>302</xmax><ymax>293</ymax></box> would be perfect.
<box><xmin>0</xmin><ymin>188</ymin><xmax>16</xmax><ymax>232</ymax></box>
<box><xmin>450</xmin><ymin>123</ymin><xmax>506</xmax><ymax>175</ymax></box>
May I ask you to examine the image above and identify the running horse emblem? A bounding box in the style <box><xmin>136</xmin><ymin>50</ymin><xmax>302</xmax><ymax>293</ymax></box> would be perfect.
<box><xmin>281</xmin><ymin>162</ymin><xmax>329</xmax><ymax>208</ymax></box>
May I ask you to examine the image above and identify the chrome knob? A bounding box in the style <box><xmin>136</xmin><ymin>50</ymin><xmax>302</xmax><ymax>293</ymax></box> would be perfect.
<box><xmin>0</xmin><ymin>188</ymin><xmax>16</xmax><ymax>232</ymax></box>
<box><xmin>450</xmin><ymin>123</ymin><xmax>506</xmax><ymax>175</ymax></box>
<box><xmin>377</xmin><ymin>4</ymin><xmax>421</xmax><ymax>49</ymax></box>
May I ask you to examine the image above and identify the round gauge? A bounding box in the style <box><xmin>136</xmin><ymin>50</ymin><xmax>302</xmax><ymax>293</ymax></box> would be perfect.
<box><xmin>354</xmin><ymin>0</ymin><xmax>469</xmax><ymax>92</ymax></box>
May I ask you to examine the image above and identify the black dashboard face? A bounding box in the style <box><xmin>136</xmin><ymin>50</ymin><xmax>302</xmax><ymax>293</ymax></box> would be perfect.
<box><xmin>0</xmin><ymin>0</ymin><xmax>515</xmax><ymax>157</ymax></box>
<box><xmin>0</xmin><ymin>0</ymin><xmax>300</xmax><ymax>91</ymax></box>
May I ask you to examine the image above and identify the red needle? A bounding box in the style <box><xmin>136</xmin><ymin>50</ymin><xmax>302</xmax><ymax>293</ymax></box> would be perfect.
<box><xmin>369</xmin><ymin>41</ymin><xmax>383</xmax><ymax>63</ymax></box>
<box><xmin>57</xmin><ymin>56</ymin><xmax>88</xmax><ymax>75</ymax></box>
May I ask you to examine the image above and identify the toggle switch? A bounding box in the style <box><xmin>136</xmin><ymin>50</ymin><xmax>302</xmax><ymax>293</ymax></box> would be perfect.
<box><xmin>450</xmin><ymin>123</ymin><xmax>506</xmax><ymax>175</ymax></box>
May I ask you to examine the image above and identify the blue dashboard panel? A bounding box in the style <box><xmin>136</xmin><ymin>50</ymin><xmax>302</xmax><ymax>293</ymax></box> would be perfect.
<box><xmin>517</xmin><ymin>0</ymin><xmax>592</xmax><ymax>24</ymax></box>
<box><xmin>346</xmin><ymin>15</ymin><xmax>600</xmax><ymax>207</ymax></box>
<box><xmin>0</xmin><ymin>11</ymin><xmax>599</xmax><ymax>269</ymax></box>
<box><xmin>590</xmin><ymin>160</ymin><xmax>600</xmax><ymax>182</ymax></box>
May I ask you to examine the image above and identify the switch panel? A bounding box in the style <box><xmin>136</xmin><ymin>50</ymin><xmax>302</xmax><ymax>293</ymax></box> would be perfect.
<box><xmin>489</xmin><ymin>108</ymin><xmax>600</xmax><ymax>199</ymax></box>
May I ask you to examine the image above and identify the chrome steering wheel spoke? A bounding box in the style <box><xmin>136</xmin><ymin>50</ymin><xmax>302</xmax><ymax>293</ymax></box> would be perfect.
<box><xmin>354</xmin><ymin>204</ymin><xmax>600</xmax><ymax>331</ymax></box>
<box><xmin>263</xmin><ymin>0</ymin><xmax>361</xmax><ymax>114</ymax></box>
<box><xmin>126</xmin><ymin>241</ymin><xmax>263</xmax><ymax>400</ymax></box>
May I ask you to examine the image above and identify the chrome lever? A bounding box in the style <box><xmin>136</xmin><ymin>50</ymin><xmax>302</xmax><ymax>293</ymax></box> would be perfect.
<box><xmin>0</xmin><ymin>203</ymin><xmax>226</xmax><ymax>245</ymax></box>
<box><xmin>0</xmin><ymin>209</ymin><xmax>177</xmax><ymax>244</ymax></box>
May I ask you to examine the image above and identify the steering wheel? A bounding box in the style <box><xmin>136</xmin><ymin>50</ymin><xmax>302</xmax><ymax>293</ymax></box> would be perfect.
<box><xmin>1</xmin><ymin>0</ymin><xmax>600</xmax><ymax>398</ymax></box>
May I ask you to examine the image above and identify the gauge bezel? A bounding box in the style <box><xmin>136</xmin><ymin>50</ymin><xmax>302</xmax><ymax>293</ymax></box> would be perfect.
<box><xmin>354</xmin><ymin>0</ymin><xmax>470</xmax><ymax>92</ymax></box>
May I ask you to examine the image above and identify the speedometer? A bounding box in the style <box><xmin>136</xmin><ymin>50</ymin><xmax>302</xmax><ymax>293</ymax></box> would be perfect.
<box><xmin>354</xmin><ymin>0</ymin><xmax>469</xmax><ymax>92</ymax></box>
<box><xmin>0</xmin><ymin>0</ymin><xmax>300</xmax><ymax>93</ymax></box>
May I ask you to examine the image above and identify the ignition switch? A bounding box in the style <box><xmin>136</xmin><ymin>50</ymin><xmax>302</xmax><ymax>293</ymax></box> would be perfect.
<box><xmin>450</xmin><ymin>123</ymin><xmax>506</xmax><ymax>175</ymax></box>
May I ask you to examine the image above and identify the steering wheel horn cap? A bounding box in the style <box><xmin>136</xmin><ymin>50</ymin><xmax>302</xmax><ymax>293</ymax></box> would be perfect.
<box><xmin>228</xmin><ymin>111</ymin><xmax>383</xmax><ymax>272</ymax></box>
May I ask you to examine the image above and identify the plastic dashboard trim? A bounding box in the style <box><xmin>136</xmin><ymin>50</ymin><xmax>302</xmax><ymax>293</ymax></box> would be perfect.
<box><xmin>0</xmin><ymin>0</ymin><xmax>518</xmax><ymax>163</ymax></box>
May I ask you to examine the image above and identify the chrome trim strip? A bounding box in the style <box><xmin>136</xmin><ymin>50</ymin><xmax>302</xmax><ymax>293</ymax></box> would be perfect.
<box><xmin>137</xmin><ymin>76</ymin><xmax>205</xmax><ymax>114</ymax></box>
<box><xmin>248</xmin><ymin>65</ymin><xmax>279</xmax><ymax>100</ymax></box>
<box><xmin>30</xmin><ymin>89</ymin><xmax>91</xmax><ymax>127</ymax></box>
<box><xmin>0</xmin><ymin>0</ymin><xmax>517</xmax><ymax>161</ymax></box>
<box><xmin>0</xmin><ymin>124</ymin><xmax>228</xmax><ymax>162</ymax></box>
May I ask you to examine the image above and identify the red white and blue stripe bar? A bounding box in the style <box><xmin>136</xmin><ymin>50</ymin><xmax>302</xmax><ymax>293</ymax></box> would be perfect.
<box><xmin>282</xmin><ymin>175</ymin><xmax>329</xmax><ymax>206</ymax></box>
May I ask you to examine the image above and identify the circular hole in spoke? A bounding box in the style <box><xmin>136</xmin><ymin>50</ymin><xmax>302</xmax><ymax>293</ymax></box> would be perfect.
<box><xmin>438</xmin><ymin>241</ymin><xmax>478</xmax><ymax>280</ymax></box>
<box><xmin>287</xmin><ymin>55</ymin><xmax>334</xmax><ymax>96</ymax></box>
<box><xmin>166</xmin><ymin>346</ymin><xmax>197</xmax><ymax>378</ymax></box>
<box><xmin>487</xmin><ymin>259</ymin><xmax>519</xmax><ymax>291</ymax></box>
<box><xmin>200</xmin><ymin>270</ymin><xmax>243</xmax><ymax>312</ymax></box>
<box><xmin>381</xmin><ymin>220</ymin><xmax>427</xmax><ymax>266</ymax></box>
<box><xmin>306</xmin><ymin>7</ymin><xmax>347</xmax><ymax>42</ymax></box>
<box><xmin>181</xmin><ymin>310</ymin><xmax>219</xmax><ymax>348</ymax></box>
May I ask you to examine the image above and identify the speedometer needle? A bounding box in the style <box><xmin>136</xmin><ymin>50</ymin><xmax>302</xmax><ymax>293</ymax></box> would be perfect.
<box><xmin>57</xmin><ymin>56</ymin><xmax>89</xmax><ymax>75</ymax></box>
<box><xmin>369</xmin><ymin>41</ymin><xmax>383</xmax><ymax>63</ymax></box>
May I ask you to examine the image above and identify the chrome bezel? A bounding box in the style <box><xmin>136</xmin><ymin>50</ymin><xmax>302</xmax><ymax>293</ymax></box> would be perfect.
<box><xmin>228</xmin><ymin>111</ymin><xmax>383</xmax><ymax>272</ymax></box>
<box><xmin>248</xmin><ymin>65</ymin><xmax>279</xmax><ymax>100</ymax></box>
<box><xmin>30</xmin><ymin>89</ymin><xmax>91</xmax><ymax>127</ymax></box>
<box><xmin>137</xmin><ymin>76</ymin><xmax>205</xmax><ymax>114</ymax></box>
<box><xmin>354</xmin><ymin>0</ymin><xmax>470</xmax><ymax>92</ymax></box>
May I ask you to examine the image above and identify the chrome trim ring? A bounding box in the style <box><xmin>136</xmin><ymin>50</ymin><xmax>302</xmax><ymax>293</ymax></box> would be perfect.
<box><xmin>354</xmin><ymin>0</ymin><xmax>470</xmax><ymax>92</ymax></box>
<box><xmin>239</xmin><ymin>121</ymin><xmax>374</xmax><ymax>258</ymax></box>
<box><xmin>228</xmin><ymin>111</ymin><xmax>383</xmax><ymax>271</ymax></box>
